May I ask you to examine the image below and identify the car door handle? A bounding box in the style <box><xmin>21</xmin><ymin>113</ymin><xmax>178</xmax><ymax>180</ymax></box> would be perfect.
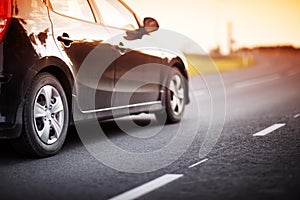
<box><xmin>115</xmin><ymin>42</ymin><xmax>126</xmax><ymax>55</ymax></box>
<box><xmin>57</xmin><ymin>33</ymin><xmax>74</xmax><ymax>47</ymax></box>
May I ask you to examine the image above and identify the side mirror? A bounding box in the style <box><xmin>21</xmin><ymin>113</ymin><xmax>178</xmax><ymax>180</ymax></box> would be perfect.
<box><xmin>124</xmin><ymin>18</ymin><xmax>159</xmax><ymax>40</ymax></box>
<box><xmin>143</xmin><ymin>17</ymin><xmax>159</xmax><ymax>33</ymax></box>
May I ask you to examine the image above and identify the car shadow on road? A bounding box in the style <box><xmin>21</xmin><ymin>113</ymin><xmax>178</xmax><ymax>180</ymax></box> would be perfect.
<box><xmin>0</xmin><ymin>116</ymin><xmax>164</xmax><ymax>163</ymax></box>
<box><xmin>62</xmin><ymin>116</ymin><xmax>167</xmax><ymax>152</ymax></box>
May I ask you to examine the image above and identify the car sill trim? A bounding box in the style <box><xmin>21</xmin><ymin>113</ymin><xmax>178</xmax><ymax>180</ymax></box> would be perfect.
<box><xmin>81</xmin><ymin>101</ymin><xmax>162</xmax><ymax>114</ymax></box>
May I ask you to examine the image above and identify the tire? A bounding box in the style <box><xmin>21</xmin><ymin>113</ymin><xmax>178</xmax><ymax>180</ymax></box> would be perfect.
<box><xmin>11</xmin><ymin>72</ymin><xmax>69</xmax><ymax>157</ymax></box>
<box><xmin>156</xmin><ymin>68</ymin><xmax>186</xmax><ymax>124</ymax></box>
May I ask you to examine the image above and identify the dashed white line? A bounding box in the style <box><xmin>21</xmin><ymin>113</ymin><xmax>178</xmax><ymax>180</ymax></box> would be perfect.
<box><xmin>294</xmin><ymin>114</ymin><xmax>300</xmax><ymax>119</ymax></box>
<box><xmin>234</xmin><ymin>74</ymin><xmax>281</xmax><ymax>89</ymax></box>
<box><xmin>253</xmin><ymin>124</ymin><xmax>286</xmax><ymax>137</ymax></box>
<box><xmin>188</xmin><ymin>158</ymin><xmax>208</xmax><ymax>168</ymax></box>
<box><xmin>109</xmin><ymin>174</ymin><xmax>183</xmax><ymax>200</ymax></box>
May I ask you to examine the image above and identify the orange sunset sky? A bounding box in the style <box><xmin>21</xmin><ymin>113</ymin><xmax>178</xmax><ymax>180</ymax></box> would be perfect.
<box><xmin>126</xmin><ymin>0</ymin><xmax>300</xmax><ymax>53</ymax></box>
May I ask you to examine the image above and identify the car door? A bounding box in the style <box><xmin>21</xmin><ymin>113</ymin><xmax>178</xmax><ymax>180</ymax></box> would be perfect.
<box><xmin>47</xmin><ymin>0</ymin><xmax>117</xmax><ymax>112</ymax></box>
<box><xmin>94</xmin><ymin>0</ymin><xmax>163</xmax><ymax>108</ymax></box>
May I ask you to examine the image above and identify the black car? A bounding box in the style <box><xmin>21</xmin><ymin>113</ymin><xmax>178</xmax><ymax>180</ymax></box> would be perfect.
<box><xmin>0</xmin><ymin>0</ymin><xmax>189</xmax><ymax>157</ymax></box>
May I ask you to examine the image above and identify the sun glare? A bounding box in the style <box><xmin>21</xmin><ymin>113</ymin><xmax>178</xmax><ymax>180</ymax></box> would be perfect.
<box><xmin>125</xmin><ymin>0</ymin><xmax>300</xmax><ymax>53</ymax></box>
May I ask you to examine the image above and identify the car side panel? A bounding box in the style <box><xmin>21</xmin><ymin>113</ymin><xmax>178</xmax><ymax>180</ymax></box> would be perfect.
<box><xmin>47</xmin><ymin>7</ymin><xmax>118</xmax><ymax>113</ymax></box>
<box><xmin>105</xmin><ymin>27</ymin><xmax>163</xmax><ymax>107</ymax></box>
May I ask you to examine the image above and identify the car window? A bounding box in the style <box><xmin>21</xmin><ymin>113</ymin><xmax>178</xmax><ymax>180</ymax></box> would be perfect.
<box><xmin>94</xmin><ymin>0</ymin><xmax>139</xmax><ymax>30</ymax></box>
<box><xmin>49</xmin><ymin>0</ymin><xmax>95</xmax><ymax>22</ymax></box>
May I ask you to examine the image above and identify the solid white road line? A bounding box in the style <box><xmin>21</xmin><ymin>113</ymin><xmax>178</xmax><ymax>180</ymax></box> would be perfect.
<box><xmin>109</xmin><ymin>174</ymin><xmax>183</xmax><ymax>200</ymax></box>
<box><xmin>234</xmin><ymin>74</ymin><xmax>280</xmax><ymax>89</ymax></box>
<box><xmin>253</xmin><ymin>124</ymin><xmax>286</xmax><ymax>137</ymax></box>
<box><xmin>294</xmin><ymin>114</ymin><xmax>300</xmax><ymax>119</ymax></box>
<box><xmin>188</xmin><ymin>158</ymin><xmax>208</xmax><ymax>168</ymax></box>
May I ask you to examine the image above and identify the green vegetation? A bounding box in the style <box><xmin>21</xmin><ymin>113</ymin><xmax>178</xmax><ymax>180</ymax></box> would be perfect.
<box><xmin>185</xmin><ymin>54</ymin><xmax>255</xmax><ymax>76</ymax></box>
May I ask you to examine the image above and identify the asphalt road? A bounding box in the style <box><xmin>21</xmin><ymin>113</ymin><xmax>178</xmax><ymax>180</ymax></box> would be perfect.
<box><xmin>1</xmin><ymin>52</ymin><xmax>300</xmax><ymax>200</ymax></box>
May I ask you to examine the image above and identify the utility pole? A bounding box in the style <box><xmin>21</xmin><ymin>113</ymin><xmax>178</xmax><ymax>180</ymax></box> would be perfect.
<box><xmin>227</xmin><ymin>21</ymin><xmax>233</xmax><ymax>54</ymax></box>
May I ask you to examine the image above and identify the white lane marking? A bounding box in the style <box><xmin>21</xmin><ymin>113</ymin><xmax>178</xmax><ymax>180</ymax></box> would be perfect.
<box><xmin>188</xmin><ymin>158</ymin><xmax>208</xmax><ymax>168</ymax></box>
<box><xmin>288</xmin><ymin>69</ymin><xmax>300</xmax><ymax>76</ymax></box>
<box><xmin>234</xmin><ymin>74</ymin><xmax>281</xmax><ymax>89</ymax></box>
<box><xmin>294</xmin><ymin>114</ymin><xmax>300</xmax><ymax>119</ymax></box>
<box><xmin>253</xmin><ymin>124</ymin><xmax>286</xmax><ymax>137</ymax></box>
<box><xmin>109</xmin><ymin>174</ymin><xmax>183</xmax><ymax>200</ymax></box>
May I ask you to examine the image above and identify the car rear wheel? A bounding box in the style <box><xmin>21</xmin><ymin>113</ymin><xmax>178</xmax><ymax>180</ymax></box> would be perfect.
<box><xmin>156</xmin><ymin>68</ymin><xmax>186</xmax><ymax>124</ymax></box>
<box><xmin>12</xmin><ymin>73</ymin><xmax>69</xmax><ymax>157</ymax></box>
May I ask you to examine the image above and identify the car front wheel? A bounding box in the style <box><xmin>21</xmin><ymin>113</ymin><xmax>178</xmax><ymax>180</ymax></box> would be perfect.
<box><xmin>12</xmin><ymin>72</ymin><xmax>69</xmax><ymax>157</ymax></box>
<box><xmin>156</xmin><ymin>68</ymin><xmax>186</xmax><ymax>124</ymax></box>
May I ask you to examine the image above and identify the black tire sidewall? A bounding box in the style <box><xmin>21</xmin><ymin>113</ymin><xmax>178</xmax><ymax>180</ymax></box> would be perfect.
<box><xmin>23</xmin><ymin>73</ymin><xmax>69</xmax><ymax>156</ymax></box>
<box><xmin>164</xmin><ymin>68</ymin><xmax>186</xmax><ymax>124</ymax></box>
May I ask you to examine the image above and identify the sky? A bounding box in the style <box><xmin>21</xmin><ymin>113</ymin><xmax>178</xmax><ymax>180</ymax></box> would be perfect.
<box><xmin>125</xmin><ymin>0</ymin><xmax>300</xmax><ymax>53</ymax></box>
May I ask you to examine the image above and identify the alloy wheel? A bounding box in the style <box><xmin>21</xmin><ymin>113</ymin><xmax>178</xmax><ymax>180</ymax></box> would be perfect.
<box><xmin>33</xmin><ymin>85</ymin><xmax>65</xmax><ymax>145</ymax></box>
<box><xmin>169</xmin><ymin>74</ymin><xmax>185</xmax><ymax>116</ymax></box>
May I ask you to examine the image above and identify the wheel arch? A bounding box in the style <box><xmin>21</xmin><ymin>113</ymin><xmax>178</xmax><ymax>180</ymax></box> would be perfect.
<box><xmin>26</xmin><ymin>57</ymin><xmax>76</xmax><ymax>124</ymax></box>
<box><xmin>170</xmin><ymin>57</ymin><xmax>190</xmax><ymax>104</ymax></box>
<box><xmin>40</xmin><ymin>66</ymin><xmax>73</xmax><ymax>120</ymax></box>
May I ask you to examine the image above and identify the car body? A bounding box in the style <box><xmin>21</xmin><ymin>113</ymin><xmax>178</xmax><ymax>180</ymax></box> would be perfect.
<box><xmin>0</xmin><ymin>0</ymin><xmax>189</xmax><ymax>157</ymax></box>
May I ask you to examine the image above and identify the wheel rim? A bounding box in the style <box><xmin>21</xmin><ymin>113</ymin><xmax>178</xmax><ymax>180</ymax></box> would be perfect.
<box><xmin>33</xmin><ymin>85</ymin><xmax>65</xmax><ymax>145</ymax></box>
<box><xmin>169</xmin><ymin>74</ymin><xmax>185</xmax><ymax>116</ymax></box>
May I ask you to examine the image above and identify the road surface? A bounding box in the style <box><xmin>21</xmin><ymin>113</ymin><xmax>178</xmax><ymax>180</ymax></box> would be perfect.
<box><xmin>0</xmin><ymin>52</ymin><xmax>299</xmax><ymax>200</ymax></box>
